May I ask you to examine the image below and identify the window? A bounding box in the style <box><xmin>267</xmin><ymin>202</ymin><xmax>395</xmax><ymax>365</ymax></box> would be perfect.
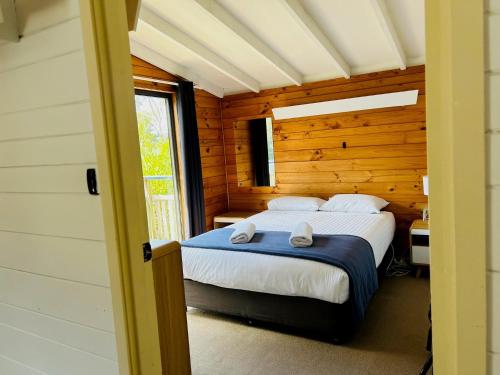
<box><xmin>135</xmin><ymin>90</ymin><xmax>183</xmax><ymax>241</ymax></box>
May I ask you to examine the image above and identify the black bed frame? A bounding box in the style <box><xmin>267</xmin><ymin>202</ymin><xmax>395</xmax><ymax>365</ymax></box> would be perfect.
<box><xmin>184</xmin><ymin>247</ymin><xmax>392</xmax><ymax>343</ymax></box>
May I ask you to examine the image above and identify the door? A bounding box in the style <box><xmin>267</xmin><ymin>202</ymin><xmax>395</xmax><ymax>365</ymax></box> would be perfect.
<box><xmin>135</xmin><ymin>90</ymin><xmax>183</xmax><ymax>241</ymax></box>
<box><xmin>80</xmin><ymin>0</ymin><xmax>190</xmax><ymax>373</ymax></box>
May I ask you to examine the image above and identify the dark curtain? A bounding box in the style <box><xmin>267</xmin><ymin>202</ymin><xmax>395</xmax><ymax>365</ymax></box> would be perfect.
<box><xmin>177</xmin><ymin>81</ymin><xmax>206</xmax><ymax>237</ymax></box>
<box><xmin>249</xmin><ymin>119</ymin><xmax>270</xmax><ymax>186</ymax></box>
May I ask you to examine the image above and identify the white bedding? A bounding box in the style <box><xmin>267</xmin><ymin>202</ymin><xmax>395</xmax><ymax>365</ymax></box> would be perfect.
<box><xmin>181</xmin><ymin>210</ymin><xmax>395</xmax><ymax>304</ymax></box>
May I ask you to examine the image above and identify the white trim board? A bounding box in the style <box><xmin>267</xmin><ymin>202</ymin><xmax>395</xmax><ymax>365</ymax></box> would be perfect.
<box><xmin>272</xmin><ymin>89</ymin><xmax>419</xmax><ymax>120</ymax></box>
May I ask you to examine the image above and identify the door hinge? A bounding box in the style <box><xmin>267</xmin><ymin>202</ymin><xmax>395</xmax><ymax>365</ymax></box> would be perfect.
<box><xmin>143</xmin><ymin>242</ymin><xmax>152</xmax><ymax>262</ymax></box>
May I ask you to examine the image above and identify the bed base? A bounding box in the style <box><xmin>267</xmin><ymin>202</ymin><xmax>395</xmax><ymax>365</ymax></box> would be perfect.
<box><xmin>184</xmin><ymin>246</ymin><xmax>392</xmax><ymax>343</ymax></box>
<box><xmin>184</xmin><ymin>279</ymin><xmax>353</xmax><ymax>343</ymax></box>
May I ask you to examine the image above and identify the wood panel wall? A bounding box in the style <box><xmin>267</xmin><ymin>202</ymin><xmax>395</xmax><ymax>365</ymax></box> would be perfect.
<box><xmin>233</xmin><ymin>120</ymin><xmax>256</xmax><ymax>187</ymax></box>
<box><xmin>195</xmin><ymin>89</ymin><xmax>228</xmax><ymax>230</ymax></box>
<box><xmin>221</xmin><ymin>65</ymin><xmax>427</xmax><ymax>246</ymax></box>
<box><xmin>131</xmin><ymin>57</ymin><xmax>426</xmax><ymax>243</ymax></box>
<box><xmin>131</xmin><ymin>56</ymin><xmax>228</xmax><ymax>231</ymax></box>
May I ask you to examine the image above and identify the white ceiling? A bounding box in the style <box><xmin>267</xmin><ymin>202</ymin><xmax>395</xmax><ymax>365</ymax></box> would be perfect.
<box><xmin>130</xmin><ymin>0</ymin><xmax>425</xmax><ymax>97</ymax></box>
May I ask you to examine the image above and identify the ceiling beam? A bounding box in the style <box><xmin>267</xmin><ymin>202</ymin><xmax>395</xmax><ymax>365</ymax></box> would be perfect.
<box><xmin>0</xmin><ymin>0</ymin><xmax>19</xmax><ymax>43</ymax></box>
<box><xmin>139</xmin><ymin>6</ymin><xmax>260</xmax><ymax>93</ymax></box>
<box><xmin>280</xmin><ymin>0</ymin><xmax>350</xmax><ymax>79</ymax></box>
<box><xmin>370</xmin><ymin>0</ymin><xmax>406</xmax><ymax>70</ymax></box>
<box><xmin>193</xmin><ymin>0</ymin><xmax>302</xmax><ymax>86</ymax></box>
<box><xmin>129</xmin><ymin>38</ymin><xmax>225</xmax><ymax>98</ymax></box>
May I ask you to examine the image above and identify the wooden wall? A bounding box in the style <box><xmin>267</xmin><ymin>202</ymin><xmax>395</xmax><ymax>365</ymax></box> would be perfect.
<box><xmin>132</xmin><ymin>56</ymin><xmax>228</xmax><ymax>231</ymax></box>
<box><xmin>195</xmin><ymin>89</ymin><xmax>228</xmax><ymax>230</ymax></box>
<box><xmin>232</xmin><ymin>120</ymin><xmax>256</xmax><ymax>187</ymax></box>
<box><xmin>131</xmin><ymin>57</ymin><xmax>427</xmax><ymax>242</ymax></box>
<box><xmin>221</xmin><ymin>66</ymin><xmax>427</xmax><ymax>245</ymax></box>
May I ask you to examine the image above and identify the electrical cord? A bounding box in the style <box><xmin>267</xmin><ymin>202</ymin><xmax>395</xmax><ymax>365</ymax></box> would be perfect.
<box><xmin>385</xmin><ymin>243</ymin><xmax>412</xmax><ymax>277</ymax></box>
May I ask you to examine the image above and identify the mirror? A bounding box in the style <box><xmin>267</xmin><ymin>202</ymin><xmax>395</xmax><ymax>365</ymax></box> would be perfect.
<box><xmin>234</xmin><ymin>117</ymin><xmax>276</xmax><ymax>187</ymax></box>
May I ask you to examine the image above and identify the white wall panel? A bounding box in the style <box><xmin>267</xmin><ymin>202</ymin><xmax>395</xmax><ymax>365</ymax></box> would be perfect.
<box><xmin>487</xmin><ymin>15</ymin><xmax>500</xmax><ymax>72</ymax></box>
<box><xmin>487</xmin><ymin>74</ymin><xmax>500</xmax><ymax>131</ymax></box>
<box><xmin>490</xmin><ymin>352</ymin><xmax>500</xmax><ymax>374</ymax></box>
<box><xmin>487</xmin><ymin>0</ymin><xmax>500</xmax><ymax>12</ymax></box>
<box><xmin>0</xmin><ymin>324</ymin><xmax>118</xmax><ymax>375</ymax></box>
<box><xmin>0</xmin><ymin>165</ymin><xmax>96</xmax><ymax>193</ymax></box>
<box><xmin>14</xmin><ymin>0</ymin><xmax>80</xmax><ymax>36</ymax></box>
<box><xmin>0</xmin><ymin>303</ymin><xmax>117</xmax><ymax>361</ymax></box>
<box><xmin>0</xmin><ymin>194</ymin><xmax>105</xmax><ymax>240</ymax></box>
<box><xmin>0</xmin><ymin>51</ymin><xmax>89</xmax><ymax>115</ymax></box>
<box><xmin>0</xmin><ymin>18</ymin><xmax>83</xmax><ymax>73</ymax></box>
<box><xmin>0</xmin><ymin>1</ymin><xmax>118</xmax><ymax>372</ymax></box>
<box><xmin>0</xmin><ymin>232</ymin><xmax>109</xmax><ymax>286</ymax></box>
<box><xmin>486</xmin><ymin>9</ymin><xmax>500</xmax><ymax>374</ymax></box>
<box><xmin>0</xmin><ymin>355</ymin><xmax>46</xmax><ymax>375</ymax></box>
<box><xmin>0</xmin><ymin>102</ymin><xmax>92</xmax><ymax>142</ymax></box>
<box><xmin>489</xmin><ymin>135</ymin><xmax>500</xmax><ymax>186</ymax></box>
<box><xmin>489</xmin><ymin>272</ymin><xmax>500</xmax><ymax>353</ymax></box>
<box><xmin>0</xmin><ymin>134</ymin><xmax>97</xmax><ymax>167</ymax></box>
<box><xmin>0</xmin><ymin>268</ymin><xmax>114</xmax><ymax>331</ymax></box>
<box><xmin>489</xmin><ymin>189</ymin><xmax>500</xmax><ymax>273</ymax></box>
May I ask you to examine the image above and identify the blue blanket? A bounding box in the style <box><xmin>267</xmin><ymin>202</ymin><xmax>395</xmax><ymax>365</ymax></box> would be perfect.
<box><xmin>182</xmin><ymin>228</ymin><xmax>378</xmax><ymax>323</ymax></box>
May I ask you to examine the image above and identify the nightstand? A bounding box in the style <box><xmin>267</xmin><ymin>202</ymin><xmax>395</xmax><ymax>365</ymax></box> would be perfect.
<box><xmin>213</xmin><ymin>211</ymin><xmax>257</xmax><ymax>229</ymax></box>
<box><xmin>410</xmin><ymin>219</ymin><xmax>430</xmax><ymax>278</ymax></box>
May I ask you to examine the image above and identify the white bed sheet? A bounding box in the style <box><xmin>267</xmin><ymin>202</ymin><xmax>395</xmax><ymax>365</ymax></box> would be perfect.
<box><xmin>181</xmin><ymin>210</ymin><xmax>395</xmax><ymax>304</ymax></box>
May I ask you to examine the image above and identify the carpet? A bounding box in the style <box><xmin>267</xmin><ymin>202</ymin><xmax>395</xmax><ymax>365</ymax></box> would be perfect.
<box><xmin>187</xmin><ymin>276</ymin><xmax>430</xmax><ymax>375</ymax></box>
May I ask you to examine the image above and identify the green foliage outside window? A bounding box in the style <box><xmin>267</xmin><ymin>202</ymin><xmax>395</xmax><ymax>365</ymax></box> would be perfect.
<box><xmin>136</xmin><ymin>95</ymin><xmax>175</xmax><ymax>196</ymax></box>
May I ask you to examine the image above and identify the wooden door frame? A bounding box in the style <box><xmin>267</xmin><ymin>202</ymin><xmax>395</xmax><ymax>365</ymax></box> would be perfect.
<box><xmin>79</xmin><ymin>0</ymin><xmax>488</xmax><ymax>373</ymax></box>
<box><xmin>426</xmin><ymin>0</ymin><xmax>487</xmax><ymax>374</ymax></box>
<box><xmin>79</xmin><ymin>0</ymin><xmax>163</xmax><ymax>374</ymax></box>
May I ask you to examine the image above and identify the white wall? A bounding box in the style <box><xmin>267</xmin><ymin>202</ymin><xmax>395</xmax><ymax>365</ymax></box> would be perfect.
<box><xmin>0</xmin><ymin>1</ymin><xmax>118</xmax><ymax>374</ymax></box>
<box><xmin>487</xmin><ymin>0</ymin><xmax>500</xmax><ymax>373</ymax></box>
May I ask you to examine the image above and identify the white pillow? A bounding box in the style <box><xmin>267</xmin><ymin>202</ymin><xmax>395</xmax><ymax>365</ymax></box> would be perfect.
<box><xmin>267</xmin><ymin>196</ymin><xmax>326</xmax><ymax>212</ymax></box>
<box><xmin>319</xmin><ymin>194</ymin><xmax>389</xmax><ymax>214</ymax></box>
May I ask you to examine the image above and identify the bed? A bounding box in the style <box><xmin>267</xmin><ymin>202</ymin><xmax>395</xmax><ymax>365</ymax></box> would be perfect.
<box><xmin>181</xmin><ymin>209</ymin><xmax>396</xmax><ymax>342</ymax></box>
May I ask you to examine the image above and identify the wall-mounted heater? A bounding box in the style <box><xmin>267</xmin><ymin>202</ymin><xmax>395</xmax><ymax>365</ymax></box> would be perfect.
<box><xmin>272</xmin><ymin>89</ymin><xmax>419</xmax><ymax>120</ymax></box>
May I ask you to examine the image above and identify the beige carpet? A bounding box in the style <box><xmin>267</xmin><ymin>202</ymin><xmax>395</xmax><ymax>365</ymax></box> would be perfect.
<box><xmin>187</xmin><ymin>276</ymin><xmax>430</xmax><ymax>375</ymax></box>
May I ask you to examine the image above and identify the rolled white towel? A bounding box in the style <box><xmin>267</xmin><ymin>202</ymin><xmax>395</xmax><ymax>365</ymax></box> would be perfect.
<box><xmin>229</xmin><ymin>222</ymin><xmax>256</xmax><ymax>244</ymax></box>
<box><xmin>289</xmin><ymin>222</ymin><xmax>313</xmax><ymax>248</ymax></box>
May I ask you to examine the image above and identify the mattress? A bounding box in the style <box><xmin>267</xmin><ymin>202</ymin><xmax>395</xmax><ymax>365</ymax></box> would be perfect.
<box><xmin>181</xmin><ymin>210</ymin><xmax>395</xmax><ymax>304</ymax></box>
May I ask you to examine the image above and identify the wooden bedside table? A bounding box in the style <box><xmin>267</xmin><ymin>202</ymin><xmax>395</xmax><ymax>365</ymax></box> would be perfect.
<box><xmin>410</xmin><ymin>219</ymin><xmax>430</xmax><ymax>278</ymax></box>
<box><xmin>213</xmin><ymin>211</ymin><xmax>257</xmax><ymax>229</ymax></box>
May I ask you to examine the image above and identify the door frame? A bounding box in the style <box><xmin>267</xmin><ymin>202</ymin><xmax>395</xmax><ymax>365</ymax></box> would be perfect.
<box><xmin>79</xmin><ymin>0</ymin><xmax>489</xmax><ymax>373</ymax></box>
<box><xmin>426</xmin><ymin>0</ymin><xmax>487</xmax><ymax>373</ymax></box>
<box><xmin>79</xmin><ymin>1</ymin><xmax>163</xmax><ymax>374</ymax></box>
<box><xmin>135</xmin><ymin>89</ymin><xmax>185</xmax><ymax>241</ymax></box>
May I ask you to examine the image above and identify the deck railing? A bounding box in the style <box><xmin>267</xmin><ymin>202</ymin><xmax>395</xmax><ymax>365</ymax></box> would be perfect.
<box><xmin>143</xmin><ymin>176</ymin><xmax>179</xmax><ymax>240</ymax></box>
